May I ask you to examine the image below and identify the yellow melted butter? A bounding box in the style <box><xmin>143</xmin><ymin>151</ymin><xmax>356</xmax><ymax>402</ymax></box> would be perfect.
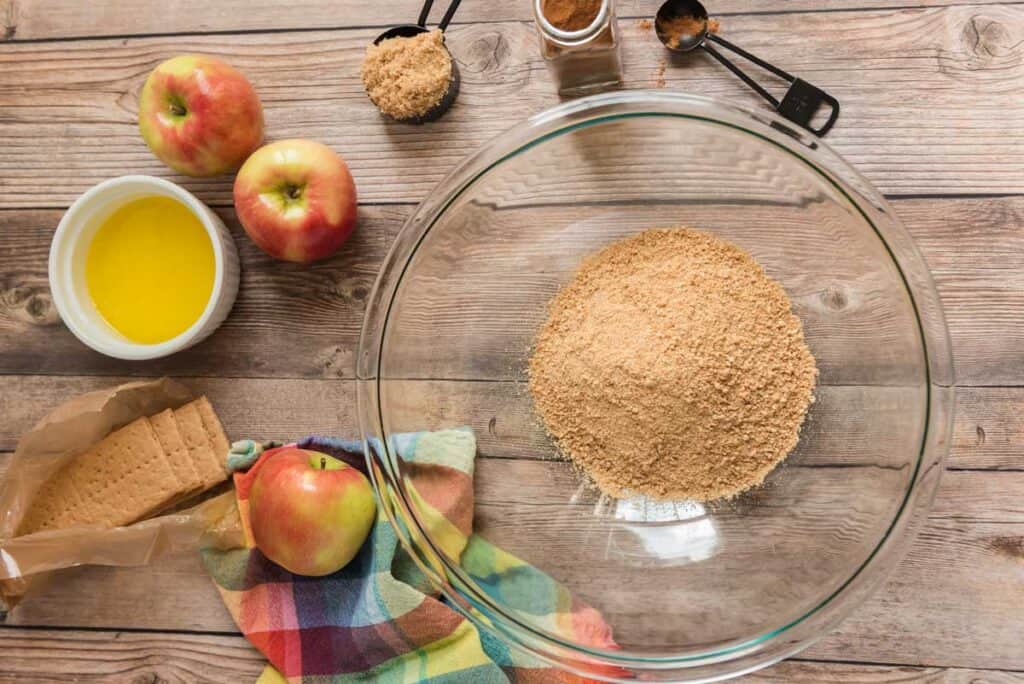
<box><xmin>86</xmin><ymin>196</ymin><xmax>215</xmax><ymax>344</ymax></box>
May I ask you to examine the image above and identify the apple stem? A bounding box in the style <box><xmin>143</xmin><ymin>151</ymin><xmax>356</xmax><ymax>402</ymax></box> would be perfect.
<box><xmin>169</xmin><ymin>103</ymin><xmax>186</xmax><ymax>116</ymax></box>
<box><xmin>320</xmin><ymin>456</ymin><xmax>326</xmax><ymax>470</ymax></box>
<box><xmin>287</xmin><ymin>185</ymin><xmax>302</xmax><ymax>200</ymax></box>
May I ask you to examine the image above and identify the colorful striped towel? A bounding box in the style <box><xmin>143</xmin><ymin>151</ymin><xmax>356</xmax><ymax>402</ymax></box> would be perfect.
<box><xmin>201</xmin><ymin>430</ymin><xmax>617</xmax><ymax>683</ymax></box>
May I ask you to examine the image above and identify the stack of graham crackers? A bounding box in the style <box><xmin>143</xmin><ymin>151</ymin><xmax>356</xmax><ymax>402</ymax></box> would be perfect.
<box><xmin>18</xmin><ymin>397</ymin><xmax>230</xmax><ymax>535</ymax></box>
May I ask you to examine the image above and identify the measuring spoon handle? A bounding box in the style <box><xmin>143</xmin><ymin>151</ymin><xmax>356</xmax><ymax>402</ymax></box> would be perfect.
<box><xmin>417</xmin><ymin>0</ymin><xmax>435</xmax><ymax>26</ymax></box>
<box><xmin>439</xmin><ymin>0</ymin><xmax>464</xmax><ymax>31</ymax></box>
<box><xmin>703</xmin><ymin>33</ymin><xmax>840</xmax><ymax>137</ymax></box>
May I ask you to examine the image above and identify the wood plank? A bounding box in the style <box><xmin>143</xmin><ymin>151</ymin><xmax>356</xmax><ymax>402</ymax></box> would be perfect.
<box><xmin>804</xmin><ymin>471</ymin><xmax>1024</xmax><ymax>670</ymax></box>
<box><xmin>366</xmin><ymin>198</ymin><xmax>974</xmax><ymax>385</ymax></box>
<box><xmin>1</xmin><ymin>196</ymin><xmax>1023</xmax><ymax>384</ymax></box>
<box><xmin>0</xmin><ymin>377</ymin><xmax>357</xmax><ymax>452</ymax></box>
<box><xmin>0</xmin><ymin>206</ymin><xmax>403</xmax><ymax>379</ymax></box>
<box><xmin>466</xmin><ymin>461</ymin><xmax>921</xmax><ymax>651</ymax></box>
<box><xmin>952</xmin><ymin>387</ymin><xmax>1024</xmax><ymax>470</ymax></box>
<box><xmin>0</xmin><ymin>628</ymin><xmax>265</xmax><ymax>683</ymax></box>
<box><xmin>0</xmin><ymin>377</ymin><xmax>1021</xmax><ymax>471</ymax></box>
<box><xmin>462</xmin><ymin>465</ymin><xmax>1024</xmax><ymax>667</ymax></box>
<box><xmin>1</xmin><ymin>6</ymin><xmax>1022</xmax><ymax>204</ymax></box>
<box><xmin>0</xmin><ymin>0</ymin><xmax>1011</xmax><ymax>42</ymax></box>
<box><xmin>1</xmin><ymin>629</ymin><xmax>1022</xmax><ymax>684</ymax></box>
<box><xmin>2</xmin><ymin>442</ymin><xmax>1023</xmax><ymax>669</ymax></box>
<box><xmin>746</xmin><ymin>662</ymin><xmax>1024</xmax><ymax>682</ymax></box>
<box><xmin>906</xmin><ymin>198</ymin><xmax>1024</xmax><ymax>388</ymax></box>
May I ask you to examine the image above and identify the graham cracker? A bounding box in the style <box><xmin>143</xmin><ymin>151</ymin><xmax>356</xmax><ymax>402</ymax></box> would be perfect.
<box><xmin>18</xmin><ymin>397</ymin><xmax>232</xmax><ymax>536</ymax></box>
<box><xmin>194</xmin><ymin>396</ymin><xmax>230</xmax><ymax>477</ymax></box>
<box><xmin>21</xmin><ymin>417</ymin><xmax>182</xmax><ymax>533</ymax></box>
<box><xmin>149</xmin><ymin>409</ymin><xmax>202</xmax><ymax>496</ymax></box>
<box><xmin>64</xmin><ymin>417</ymin><xmax>182</xmax><ymax>527</ymax></box>
<box><xmin>18</xmin><ymin>467</ymin><xmax>91</xmax><ymax>534</ymax></box>
<box><xmin>173</xmin><ymin>400</ymin><xmax>228</xmax><ymax>489</ymax></box>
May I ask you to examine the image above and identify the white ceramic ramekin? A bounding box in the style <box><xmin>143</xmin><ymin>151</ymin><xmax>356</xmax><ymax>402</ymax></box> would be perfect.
<box><xmin>49</xmin><ymin>175</ymin><xmax>240</xmax><ymax>360</ymax></box>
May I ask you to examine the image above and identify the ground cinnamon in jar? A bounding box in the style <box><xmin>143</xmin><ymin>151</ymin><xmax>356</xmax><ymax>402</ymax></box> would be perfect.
<box><xmin>529</xmin><ymin>228</ymin><xmax>817</xmax><ymax>502</ymax></box>
<box><xmin>542</xmin><ymin>0</ymin><xmax>602</xmax><ymax>31</ymax></box>
<box><xmin>535</xmin><ymin>0</ymin><xmax>621</xmax><ymax>93</ymax></box>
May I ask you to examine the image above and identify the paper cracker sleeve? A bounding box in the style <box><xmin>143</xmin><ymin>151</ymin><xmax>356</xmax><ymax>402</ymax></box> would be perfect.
<box><xmin>0</xmin><ymin>378</ymin><xmax>244</xmax><ymax>611</ymax></box>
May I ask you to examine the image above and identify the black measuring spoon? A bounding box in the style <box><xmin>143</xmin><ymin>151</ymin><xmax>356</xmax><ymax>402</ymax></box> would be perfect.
<box><xmin>371</xmin><ymin>0</ymin><xmax>464</xmax><ymax>123</ymax></box>
<box><xmin>655</xmin><ymin>0</ymin><xmax>839</xmax><ymax>136</ymax></box>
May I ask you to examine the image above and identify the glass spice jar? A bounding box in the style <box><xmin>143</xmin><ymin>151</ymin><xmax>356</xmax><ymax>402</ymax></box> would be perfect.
<box><xmin>533</xmin><ymin>0</ymin><xmax>622</xmax><ymax>95</ymax></box>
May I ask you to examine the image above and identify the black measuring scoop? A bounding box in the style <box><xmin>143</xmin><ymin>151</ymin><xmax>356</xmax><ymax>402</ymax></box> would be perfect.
<box><xmin>371</xmin><ymin>0</ymin><xmax>464</xmax><ymax>123</ymax></box>
<box><xmin>655</xmin><ymin>0</ymin><xmax>839</xmax><ymax>137</ymax></box>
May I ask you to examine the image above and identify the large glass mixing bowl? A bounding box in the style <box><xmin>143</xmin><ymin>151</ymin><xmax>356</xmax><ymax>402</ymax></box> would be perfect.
<box><xmin>358</xmin><ymin>92</ymin><xmax>954</xmax><ymax>682</ymax></box>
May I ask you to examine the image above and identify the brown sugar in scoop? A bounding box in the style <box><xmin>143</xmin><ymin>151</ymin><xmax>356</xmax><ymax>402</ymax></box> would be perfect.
<box><xmin>528</xmin><ymin>228</ymin><xmax>817</xmax><ymax>502</ymax></box>
<box><xmin>361</xmin><ymin>30</ymin><xmax>453</xmax><ymax>121</ymax></box>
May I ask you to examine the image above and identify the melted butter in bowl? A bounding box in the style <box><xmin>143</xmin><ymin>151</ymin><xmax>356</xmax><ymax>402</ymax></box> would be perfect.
<box><xmin>50</xmin><ymin>175</ymin><xmax>239</xmax><ymax>360</ymax></box>
<box><xmin>86</xmin><ymin>195</ymin><xmax>216</xmax><ymax>344</ymax></box>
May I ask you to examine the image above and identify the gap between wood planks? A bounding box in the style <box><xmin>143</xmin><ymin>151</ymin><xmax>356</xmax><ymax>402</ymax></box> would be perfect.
<box><xmin>0</xmin><ymin>623</ymin><xmax>242</xmax><ymax>638</ymax></box>
<box><xmin>0</xmin><ymin>370</ymin><xmax>1006</xmax><ymax>388</ymax></box>
<box><xmin>789</xmin><ymin>656</ymin><xmax>1024</xmax><ymax>674</ymax></box>
<box><xmin>4</xmin><ymin>620</ymin><xmax>1023</xmax><ymax>675</ymax></box>
<box><xmin>1</xmin><ymin>451</ymin><xmax>1015</xmax><ymax>471</ymax></box>
<box><xmin>1</xmin><ymin>624</ymin><xmax>1022</xmax><ymax>679</ymax></box>
<box><xmin>3</xmin><ymin>195</ymin><xmax>1023</xmax><ymax>214</ymax></box>
<box><xmin>3</xmin><ymin>1</ymin><xmax>1024</xmax><ymax>45</ymax></box>
<box><xmin>1</xmin><ymin>629</ymin><xmax>1022</xmax><ymax>684</ymax></box>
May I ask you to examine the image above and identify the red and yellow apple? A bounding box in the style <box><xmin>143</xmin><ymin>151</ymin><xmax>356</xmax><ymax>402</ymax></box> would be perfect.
<box><xmin>139</xmin><ymin>54</ymin><xmax>264</xmax><ymax>177</ymax></box>
<box><xmin>249</xmin><ymin>447</ymin><xmax>376</xmax><ymax>576</ymax></box>
<box><xmin>233</xmin><ymin>139</ymin><xmax>358</xmax><ymax>262</ymax></box>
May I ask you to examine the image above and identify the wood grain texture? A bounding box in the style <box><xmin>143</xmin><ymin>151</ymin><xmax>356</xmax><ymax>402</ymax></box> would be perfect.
<box><xmin>0</xmin><ymin>206</ymin><xmax>402</xmax><ymax>379</ymax></box>
<box><xmin>0</xmin><ymin>197</ymin><xmax>1021</xmax><ymax>384</ymax></box>
<box><xmin>747</xmin><ymin>662</ymin><xmax>1024</xmax><ymax>683</ymax></box>
<box><xmin>0</xmin><ymin>628</ymin><xmax>265</xmax><ymax>683</ymax></box>
<box><xmin>0</xmin><ymin>0</ymin><xmax>1012</xmax><ymax>41</ymax></box>
<box><xmin>0</xmin><ymin>376</ymin><xmax>356</xmax><ymax>452</ymax></box>
<box><xmin>805</xmin><ymin>475</ymin><xmax>1024</xmax><ymax>671</ymax></box>
<box><xmin>2</xmin><ymin>451</ymin><xmax>1022</xmax><ymax>670</ymax></box>
<box><xmin>953</xmin><ymin>387</ymin><xmax>1024</xmax><ymax>470</ymax></box>
<box><xmin>1</xmin><ymin>6</ymin><xmax>1023</xmax><ymax>204</ymax></box>
<box><xmin>1</xmin><ymin>628</ymin><xmax>1021</xmax><ymax>684</ymax></box>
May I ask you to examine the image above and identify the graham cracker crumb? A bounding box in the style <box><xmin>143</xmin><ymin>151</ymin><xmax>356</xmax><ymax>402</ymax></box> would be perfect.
<box><xmin>361</xmin><ymin>30</ymin><xmax>452</xmax><ymax>121</ymax></box>
<box><xmin>528</xmin><ymin>228</ymin><xmax>817</xmax><ymax>502</ymax></box>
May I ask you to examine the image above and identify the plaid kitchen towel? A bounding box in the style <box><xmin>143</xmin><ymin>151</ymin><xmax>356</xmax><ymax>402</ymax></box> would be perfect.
<box><xmin>201</xmin><ymin>429</ymin><xmax>618</xmax><ymax>683</ymax></box>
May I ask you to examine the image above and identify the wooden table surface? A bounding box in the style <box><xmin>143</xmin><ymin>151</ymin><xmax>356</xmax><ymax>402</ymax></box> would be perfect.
<box><xmin>1</xmin><ymin>0</ymin><xmax>1023</xmax><ymax>681</ymax></box>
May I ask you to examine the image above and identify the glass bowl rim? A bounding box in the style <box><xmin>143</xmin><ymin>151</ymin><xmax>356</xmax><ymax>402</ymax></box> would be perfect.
<box><xmin>358</xmin><ymin>91</ymin><xmax>955</xmax><ymax>678</ymax></box>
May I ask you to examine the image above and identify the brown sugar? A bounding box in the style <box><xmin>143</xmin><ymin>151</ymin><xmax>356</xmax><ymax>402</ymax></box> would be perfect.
<box><xmin>543</xmin><ymin>0</ymin><xmax>602</xmax><ymax>31</ymax></box>
<box><xmin>528</xmin><ymin>228</ymin><xmax>817</xmax><ymax>502</ymax></box>
<box><xmin>361</xmin><ymin>30</ymin><xmax>452</xmax><ymax>121</ymax></box>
